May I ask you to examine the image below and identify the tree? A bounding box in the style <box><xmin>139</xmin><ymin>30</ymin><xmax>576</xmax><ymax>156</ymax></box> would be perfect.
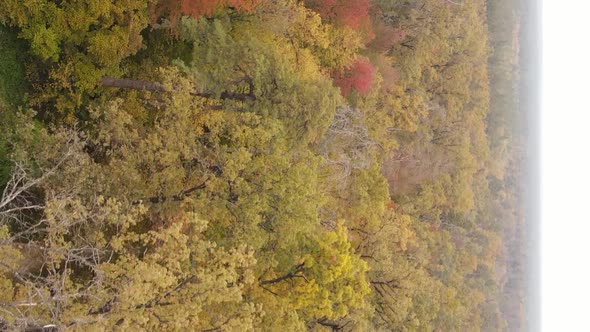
<box><xmin>1</xmin><ymin>192</ymin><xmax>263</xmax><ymax>330</ymax></box>
<box><xmin>0</xmin><ymin>110</ymin><xmax>266</xmax><ymax>330</ymax></box>
<box><xmin>177</xmin><ymin>15</ymin><xmax>343</xmax><ymax>145</ymax></box>
<box><xmin>319</xmin><ymin>106</ymin><xmax>379</xmax><ymax>190</ymax></box>
<box><xmin>1</xmin><ymin>64</ymin><xmax>369</xmax><ymax>328</ymax></box>
<box><xmin>332</xmin><ymin>57</ymin><xmax>376</xmax><ymax>97</ymax></box>
<box><xmin>0</xmin><ymin>0</ymin><xmax>152</xmax><ymax>116</ymax></box>
<box><xmin>304</xmin><ymin>0</ymin><xmax>373</xmax><ymax>37</ymax></box>
<box><xmin>259</xmin><ymin>224</ymin><xmax>370</xmax><ymax>321</ymax></box>
<box><xmin>0</xmin><ymin>0</ymin><xmax>516</xmax><ymax>328</ymax></box>
<box><xmin>151</xmin><ymin>0</ymin><xmax>261</xmax><ymax>28</ymax></box>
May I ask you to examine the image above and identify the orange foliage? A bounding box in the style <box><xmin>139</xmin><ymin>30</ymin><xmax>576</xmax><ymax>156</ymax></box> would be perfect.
<box><xmin>306</xmin><ymin>0</ymin><xmax>370</xmax><ymax>29</ymax></box>
<box><xmin>305</xmin><ymin>0</ymin><xmax>374</xmax><ymax>41</ymax></box>
<box><xmin>387</xmin><ymin>200</ymin><xmax>397</xmax><ymax>210</ymax></box>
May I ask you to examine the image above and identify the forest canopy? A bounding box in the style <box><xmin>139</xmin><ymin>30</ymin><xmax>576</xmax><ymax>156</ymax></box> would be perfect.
<box><xmin>0</xmin><ymin>0</ymin><xmax>523</xmax><ymax>330</ymax></box>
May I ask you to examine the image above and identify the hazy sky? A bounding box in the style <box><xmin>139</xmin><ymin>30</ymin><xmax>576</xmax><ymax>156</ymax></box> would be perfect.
<box><xmin>542</xmin><ymin>1</ymin><xmax>590</xmax><ymax>330</ymax></box>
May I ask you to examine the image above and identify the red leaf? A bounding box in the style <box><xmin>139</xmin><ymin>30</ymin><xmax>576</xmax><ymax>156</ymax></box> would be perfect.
<box><xmin>332</xmin><ymin>57</ymin><xmax>376</xmax><ymax>96</ymax></box>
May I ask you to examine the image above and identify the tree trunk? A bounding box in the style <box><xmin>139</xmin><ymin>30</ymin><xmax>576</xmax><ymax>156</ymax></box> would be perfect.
<box><xmin>259</xmin><ymin>263</ymin><xmax>305</xmax><ymax>285</ymax></box>
<box><xmin>100</xmin><ymin>77</ymin><xmax>255</xmax><ymax>102</ymax></box>
<box><xmin>101</xmin><ymin>77</ymin><xmax>166</xmax><ymax>93</ymax></box>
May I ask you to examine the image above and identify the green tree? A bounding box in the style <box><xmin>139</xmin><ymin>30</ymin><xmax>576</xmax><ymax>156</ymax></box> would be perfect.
<box><xmin>0</xmin><ymin>0</ymin><xmax>152</xmax><ymax>116</ymax></box>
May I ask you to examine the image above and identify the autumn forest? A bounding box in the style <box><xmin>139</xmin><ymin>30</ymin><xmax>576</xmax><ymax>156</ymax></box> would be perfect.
<box><xmin>0</xmin><ymin>0</ymin><xmax>524</xmax><ymax>330</ymax></box>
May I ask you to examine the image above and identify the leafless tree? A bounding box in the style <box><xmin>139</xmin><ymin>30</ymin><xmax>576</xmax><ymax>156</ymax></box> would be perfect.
<box><xmin>319</xmin><ymin>106</ymin><xmax>379</xmax><ymax>190</ymax></box>
<box><xmin>0</xmin><ymin>135</ymin><xmax>109</xmax><ymax>330</ymax></box>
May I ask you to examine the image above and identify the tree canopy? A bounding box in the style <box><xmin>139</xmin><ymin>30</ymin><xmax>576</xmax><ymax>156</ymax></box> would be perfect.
<box><xmin>0</xmin><ymin>0</ymin><xmax>523</xmax><ymax>330</ymax></box>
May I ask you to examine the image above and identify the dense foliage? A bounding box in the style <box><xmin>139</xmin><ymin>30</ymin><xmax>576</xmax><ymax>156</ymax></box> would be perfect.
<box><xmin>0</xmin><ymin>0</ymin><xmax>523</xmax><ymax>330</ymax></box>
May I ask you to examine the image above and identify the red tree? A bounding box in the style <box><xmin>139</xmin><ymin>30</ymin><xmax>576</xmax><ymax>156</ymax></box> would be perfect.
<box><xmin>332</xmin><ymin>57</ymin><xmax>376</xmax><ymax>97</ymax></box>
<box><xmin>305</xmin><ymin>0</ymin><xmax>371</xmax><ymax>30</ymax></box>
